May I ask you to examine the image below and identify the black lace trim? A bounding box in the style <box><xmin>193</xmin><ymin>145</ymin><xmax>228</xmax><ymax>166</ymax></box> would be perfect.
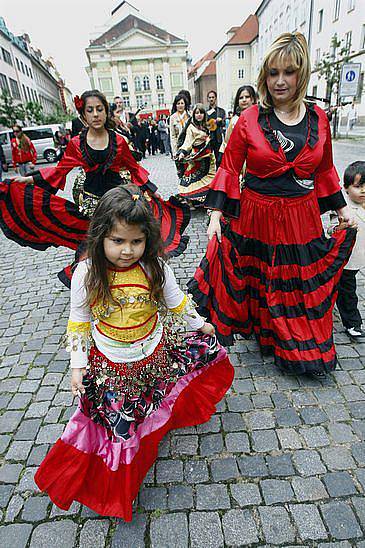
<box><xmin>79</xmin><ymin>129</ymin><xmax>117</xmax><ymax>174</ymax></box>
<box><xmin>257</xmin><ymin>103</ymin><xmax>319</xmax><ymax>152</ymax></box>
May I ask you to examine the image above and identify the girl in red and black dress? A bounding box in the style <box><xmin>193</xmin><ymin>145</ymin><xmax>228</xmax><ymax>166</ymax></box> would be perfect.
<box><xmin>0</xmin><ymin>91</ymin><xmax>190</xmax><ymax>286</ymax></box>
<box><xmin>188</xmin><ymin>33</ymin><xmax>357</xmax><ymax>378</ymax></box>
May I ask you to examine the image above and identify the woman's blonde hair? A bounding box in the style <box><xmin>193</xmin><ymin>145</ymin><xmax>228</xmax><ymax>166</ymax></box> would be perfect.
<box><xmin>257</xmin><ymin>32</ymin><xmax>311</xmax><ymax>111</ymax></box>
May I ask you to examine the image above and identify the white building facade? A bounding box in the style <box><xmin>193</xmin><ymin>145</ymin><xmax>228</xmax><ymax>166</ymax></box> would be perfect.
<box><xmin>215</xmin><ymin>15</ymin><xmax>259</xmax><ymax>113</ymax></box>
<box><xmin>85</xmin><ymin>2</ymin><xmax>189</xmax><ymax>117</ymax></box>
<box><xmin>310</xmin><ymin>0</ymin><xmax>365</xmax><ymax>123</ymax></box>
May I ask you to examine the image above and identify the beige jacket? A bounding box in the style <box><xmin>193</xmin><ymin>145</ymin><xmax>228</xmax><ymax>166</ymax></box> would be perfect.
<box><xmin>170</xmin><ymin>111</ymin><xmax>189</xmax><ymax>156</ymax></box>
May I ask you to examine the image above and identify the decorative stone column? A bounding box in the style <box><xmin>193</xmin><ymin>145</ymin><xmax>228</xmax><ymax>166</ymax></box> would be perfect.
<box><xmin>127</xmin><ymin>62</ymin><xmax>136</xmax><ymax>111</ymax></box>
<box><xmin>162</xmin><ymin>59</ymin><xmax>172</xmax><ymax>105</ymax></box>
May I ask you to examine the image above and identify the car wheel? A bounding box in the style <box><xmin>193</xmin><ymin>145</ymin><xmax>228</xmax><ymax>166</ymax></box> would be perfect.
<box><xmin>44</xmin><ymin>149</ymin><xmax>57</xmax><ymax>163</ymax></box>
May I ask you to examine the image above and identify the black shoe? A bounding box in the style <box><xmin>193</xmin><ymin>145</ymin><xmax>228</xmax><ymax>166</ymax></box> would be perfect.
<box><xmin>345</xmin><ymin>327</ymin><xmax>365</xmax><ymax>342</ymax></box>
<box><xmin>310</xmin><ymin>370</ymin><xmax>327</xmax><ymax>379</ymax></box>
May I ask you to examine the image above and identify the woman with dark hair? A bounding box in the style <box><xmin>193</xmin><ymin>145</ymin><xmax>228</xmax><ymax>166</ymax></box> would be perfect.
<box><xmin>170</xmin><ymin>93</ymin><xmax>190</xmax><ymax>157</ymax></box>
<box><xmin>11</xmin><ymin>124</ymin><xmax>37</xmax><ymax>176</ymax></box>
<box><xmin>220</xmin><ymin>85</ymin><xmax>257</xmax><ymax>154</ymax></box>
<box><xmin>175</xmin><ymin>104</ymin><xmax>215</xmax><ymax>205</ymax></box>
<box><xmin>0</xmin><ymin>90</ymin><xmax>190</xmax><ymax>286</ymax></box>
<box><xmin>178</xmin><ymin>89</ymin><xmax>192</xmax><ymax>112</ymax></box>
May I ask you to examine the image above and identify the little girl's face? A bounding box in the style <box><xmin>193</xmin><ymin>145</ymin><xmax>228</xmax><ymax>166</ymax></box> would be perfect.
<box><xmin>104</xmin><ymin>220</ymin><xmax>146</xmax><ymax>268</ymax></box>
<box><xmin>194</xmin><ymin>110</ymin><xmax>204</xmax><ymax>123</ymax></box>
<box><xmin>346</xmin><ymin>174</ymin><xmax>365</xmax><ymax>205</ymax></box>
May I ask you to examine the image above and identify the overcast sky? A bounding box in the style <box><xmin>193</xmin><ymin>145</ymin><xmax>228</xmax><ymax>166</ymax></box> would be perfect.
<box><xmin>2</xmin><ymin>0</ymin><xmax>260</xmax><ymax>94</ymax></box>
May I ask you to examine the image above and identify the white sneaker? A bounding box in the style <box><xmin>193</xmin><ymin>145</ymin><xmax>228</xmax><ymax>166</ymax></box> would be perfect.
<box><xmin>346</xmin><ymin>327</ymin><xmax>365</xmax><ymax>340</ymax></box>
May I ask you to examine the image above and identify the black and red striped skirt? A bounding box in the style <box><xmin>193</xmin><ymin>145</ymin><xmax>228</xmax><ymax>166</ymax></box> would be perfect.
<box><xmin>188</xmin><ymin>188</ymin><xmax>356</xmax><ymax>374</ymax></box>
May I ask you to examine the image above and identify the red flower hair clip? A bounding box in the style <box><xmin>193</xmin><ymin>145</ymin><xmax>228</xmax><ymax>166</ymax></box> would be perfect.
<box><xmin>74</xmin><ymin>95</ymin><xmax>84</xmax><ymax>113</ymax></box>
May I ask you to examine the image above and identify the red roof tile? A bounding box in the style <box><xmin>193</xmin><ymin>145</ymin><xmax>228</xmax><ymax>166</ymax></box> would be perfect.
<box><xmin>226</xmin><ymin>14</ymin><xmax>258</xmax><ymax>45</ymax></box>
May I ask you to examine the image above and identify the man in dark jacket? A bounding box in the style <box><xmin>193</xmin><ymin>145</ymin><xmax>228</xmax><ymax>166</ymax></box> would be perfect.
<box><xmin>206</xmin><ymin>90</ymin><xmax>226</xmax><ymax>168</ymax></box>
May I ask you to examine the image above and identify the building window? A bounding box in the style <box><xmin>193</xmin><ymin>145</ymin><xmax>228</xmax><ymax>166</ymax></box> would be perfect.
<box><xmin>238</xmin><ymin>49</ymin><xmax>245</xmax><ymax>59</ymax></box>
<box><xmin>135</xmin><ymin>76</ymin><xmax>142</xmax><ymax>92</ymax></box>
<box><xmin>345</xmin><ymin>31</ymin><xmax>352</xmax><ymax>51</ymax></box>
<box><xmin>171</xmin><ymin>72</ymin><xmax>183</xmax><ymax>87</ymax></box>
<box><xmin>312</xmin><ymin>85</ymin><xmax>318</xmax><ymax>97</ymax></box>
<box><xmin>98</xmin><ymin>78</ymin><xmax>113</xmax><ymax>92</ymax></box>
<box><xmin>142</xmin><ymin>75</ymin><xmax>150</xmax><ymax>91</ymax></box>
<box><xmin>122</xmin><ymin>96</ymin><xmax>130</xmax><ymax>108</ymax></box>
<box><xmin>158</xmin><ymin>93</ymin><xmax>165</xmax><ymax>107</ymax></box>
<box><xmin>156</xmin><ymin>74</ymin><xmax>163</xmax><ymax>90</ymax></box>
<box><xmin>318</xmin><ymin>9</ymin><xmax>323</xmax><ymax>32</ymax></box>
<box><xmin>315</xmin><ymin>48</ymin><xmax>321</xmax><ymax>64</ymax></box>
<box><xmin>20</xmin><ymin>61</ymin><xmax>25</xmax><ymax>73</ymax></box>
<box><xmin>0</xmin><ymin>73</ymin><xmax>9</xmax><ymax>93</ymax></box>
<box><xmin>1</xmin><ymin>47</ymin><xmax>13</xmax><ymax>66</ymax></box>
<box><xmin>348</xmin><ymin>0</ymin><xmax>355</xmax><ymax>10</ymax></box>
<box><xmin>143</xmin><ymin>94</ymin><xmax>151</xmax><ymax>106</ymax></box>
<box><xmin>121</xmin><ymin>77</ymin><xmax>128</xmax><ymax>92</ymax></box>
<box><xmin>238</xmin><ymin>69</ymin><xmax>245</xmax><ymax>79</ymax></box>
<box><xmin>25</xmin><ymin>65</ymin><xmax>29</xmax><ymax>77</ymax></box>
<box><xmin>333</xmin><ymin>0</ymin><xmax>341</xmax><ymax>20</ymax></box>
<box><xmin>22</xmin><ymin>84</ymin><xmax>26</xmax><ymax>100</ymax></box>
<box><xmin>136</xmin><ymin>95</ymin><xmax>143</xmax><ymax>108</ymax></box>
<box><xmin>16</xmin><ymin>58</ymin><xmax>20</xmax><ymax>70</ymax></box>
<box><xmin>29</xmin><ymin>68</ymin><xmax>33</xmax><ymax>79</ymax></box>
<box><xmin>361</xmin><ymin>25</ymin><xmax>365</xmax><ymax>50</ymax></box>
<box><xmin>9</xmin><ymin>78</ymin><xmax>21</xmax><ymax>100</ymax></box>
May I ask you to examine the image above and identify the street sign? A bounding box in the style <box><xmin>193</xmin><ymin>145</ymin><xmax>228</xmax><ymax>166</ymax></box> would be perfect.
<box><xmin>340</xmin><ymin>63</ymin><xmax>361</xmax><ymax>97</ymax></box>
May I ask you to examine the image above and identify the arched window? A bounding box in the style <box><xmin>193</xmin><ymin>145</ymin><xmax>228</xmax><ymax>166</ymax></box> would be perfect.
<box><xmin>156</xmin><ymin>74</ymin><xmax>163</xmax><ymax>90</ymax></box>
<box><xmin>121</xmin><ymin>77</ymin><xmax>128</xmax><ymax>92</ymax></box>
<box><xmin>143</xmin><ymin>75</ymin><xmax>150</xmax><ymax>91</ymax></box>
<box><xmin>134</xmin><ymin>76</ymin><xmax>141</xmax><ymax>92</ymax></box>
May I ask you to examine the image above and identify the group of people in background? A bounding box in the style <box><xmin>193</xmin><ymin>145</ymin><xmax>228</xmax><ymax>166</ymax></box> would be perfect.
<box><xmin>0</xmin><ymin>30</ymin><xmax>364</xmax><ymax>523</ymax></box>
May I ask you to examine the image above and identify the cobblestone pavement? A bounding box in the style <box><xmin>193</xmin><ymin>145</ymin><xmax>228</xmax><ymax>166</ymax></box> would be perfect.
<box><xmin>0</xmin><ymin>145</ymin><xmax>365</xmax><ymax>547</ymax></box>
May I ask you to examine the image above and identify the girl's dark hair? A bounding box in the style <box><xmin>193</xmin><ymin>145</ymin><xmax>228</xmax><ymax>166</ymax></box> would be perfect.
<box><xmin>171</xmin><ymin>93</ymin><xmax>188</xmax><ymax>114</ymax></box>
<box><xmin>85</xmin><ymin>184</ymin><xmax>166</xmax><ymax>308</ymax></box>
<box><xmin>178</xmin><ymin>89</ymin><xmax>192</xmax><ymax>110</ymax></box>
<box><xmin>343</xmin><ymin>161</ymin><xmax>365</xmax><ymax>188</ymax></box>
<box><xmin>80</xmin><ymin>90</ymin><xmax>115</xmax><ymax>129</ymax></box>
<box><xmin>192</xmin><ymin>103</ymin><xmax>208</xmax><ymax>130</ymax></box>
<box><xmin>233</xmin><ymin>85</ymin><xmax>257</xmax><ymax>115</ymax></box>
<box><xmin>13</xmin><ymin>124</ymin><xmax>30</xmax><ymax>152</ymax></box>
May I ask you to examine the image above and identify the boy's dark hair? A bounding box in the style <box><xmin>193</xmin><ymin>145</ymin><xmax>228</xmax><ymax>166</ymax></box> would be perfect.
<box><xmin>344</xmin><ymin>161</ymin><xmax>365</xmax><ymax>188</ymax></box>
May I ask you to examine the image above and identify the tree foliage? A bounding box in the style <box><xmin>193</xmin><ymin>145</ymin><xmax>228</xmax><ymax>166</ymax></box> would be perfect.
<box><xmin>0</xmin><ymin>90</ymin><xmax>25</xmax><ymax>127</ymax></box>
<box><xmin>314</xmin><ymin>35</ymin><xmax>353</xmax><ymax>102</ymax></box>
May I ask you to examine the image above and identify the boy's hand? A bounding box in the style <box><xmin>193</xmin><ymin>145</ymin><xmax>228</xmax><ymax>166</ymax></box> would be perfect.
<box><xmin>200</xmin><ymin>322</ymin><xmax>215</xmax><ymax>336</ymax></box>
<box><xmin>71</xmin><ymin>368</ymin><xmax>86</xmax><ymax>396</ymax></box>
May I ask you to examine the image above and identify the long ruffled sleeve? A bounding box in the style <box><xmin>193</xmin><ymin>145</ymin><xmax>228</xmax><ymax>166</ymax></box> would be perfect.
<box><xmin>33</xmin><ymin>139</ymin><xmax>82</xmax><ymax>193</ymax></box>
<box><xmin>314</xmin><ymin>117</ymin><xmax>346</xmax><ymax>214</ymax></box>
<box><xmin>66</xmin><ymin>261</ymin><xmax>91</xmax><ymax>369</ymax></box>
<box><xmin>205</xmin><ymin>114</ymin><xmax>248</xmax><ymax>217</ymax></box>
<box><xmin>162</xmin><ymin>262</ymin><xmax>204</xmax><ymax>330</ymax></box>
<box><xmin>177</xmin><ymin>125</ymin><xmax>196</xmax><ymax>156</ymax></box>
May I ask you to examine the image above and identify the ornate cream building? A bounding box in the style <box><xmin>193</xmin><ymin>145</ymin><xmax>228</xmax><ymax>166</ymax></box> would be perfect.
<box><xmin>85</xmin><ymin>2</ymin><xmax>189</xmax><ymax>117</ymax></box>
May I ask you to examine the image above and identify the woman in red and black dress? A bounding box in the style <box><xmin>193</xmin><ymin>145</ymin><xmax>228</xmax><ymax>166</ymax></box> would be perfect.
<box><xmin>188</xmin><ymin>33</ymin><xmax>357</xmax><ymax>378</ymax></box>
<box><xmin>0</xmin><ymin>90</ymin><xmax>189</xmax><ymax>286</ymax></box>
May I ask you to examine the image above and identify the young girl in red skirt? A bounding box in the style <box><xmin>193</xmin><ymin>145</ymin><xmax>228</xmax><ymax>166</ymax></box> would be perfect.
<box><xmin>35</xmin><ymin>184</ymin><xmax>233</xmax><ymax>520</ymax></box>
<box><xmin>188</xmin><ymin>33</ymin><xmax>357</xmax><ymax>378</ymax></box>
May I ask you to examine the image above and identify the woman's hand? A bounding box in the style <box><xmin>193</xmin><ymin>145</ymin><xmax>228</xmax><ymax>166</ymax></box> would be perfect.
<box><xmin>207</xmin><ymin>210</ymin><xmax>223</xmax><ymax>242</ymax></box>
<box><xmin>11</xmin><ymin>175</ymin><xmax>33</xmax><ymax>184</ymax></box>
<box><xmin>71</xmin><ymin>368</ymin><xmax>86</xmax><ymax>397</ymax></box>
<box><xmin>336</xmin><ymin>206</ymin><xmax>358</xmax><ymax>229</ymax></box>
<box><xmin>177</xmin><ymin>152</ymin><xmax>184</xmax><ymax>161</ymax></box>
<box><xmin>200</xmin><ymin>322</ymin><xmax>215</xmax><ymax>336</ymax></box>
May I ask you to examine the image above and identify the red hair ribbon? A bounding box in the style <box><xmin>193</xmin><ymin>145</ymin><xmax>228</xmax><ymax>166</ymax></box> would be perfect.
<box><xmin>74</xmin><ymin>95</ymin><xmax>84</xmax><ymax>112</ymax></box>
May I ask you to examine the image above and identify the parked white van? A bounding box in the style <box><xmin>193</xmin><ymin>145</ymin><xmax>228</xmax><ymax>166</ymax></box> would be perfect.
<box><xmin>0</xmin><ymin>124</ymin><xmax>63</xmax><ymax>166</ymax></box>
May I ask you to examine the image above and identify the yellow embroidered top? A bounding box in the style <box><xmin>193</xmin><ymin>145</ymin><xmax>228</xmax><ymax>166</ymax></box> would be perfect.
<box><xmin>66</xmin><ymin>260</ymin><xmax>205</xmax><ymax>368</ymax></box>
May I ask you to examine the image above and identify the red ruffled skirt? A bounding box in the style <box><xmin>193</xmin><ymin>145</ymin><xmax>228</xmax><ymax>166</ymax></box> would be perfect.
<box><xmin>178</xmin><ymin>146</ymin><xmax>215</xmax><ymax>204</ymax></box>
<box><xmin>35</xmin><ymin>334</ymin><xmax>233</xmax><ymax>520</ymax></box>
<box><xmin>0</xmin><ymin>180</ymin><xmax>190</xmax><ymax>286</ymax></box>
<box><xmin>188</xmin><ymin>188</ymin><xmax>356</xmax><ymax>374</ymax></box>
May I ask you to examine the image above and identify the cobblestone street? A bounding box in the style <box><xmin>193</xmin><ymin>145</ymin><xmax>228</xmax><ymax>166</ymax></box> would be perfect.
<box><xmin>0</xmin><ymin>144</ymin><xmax>365</xmax><ymax>547</ymax></box>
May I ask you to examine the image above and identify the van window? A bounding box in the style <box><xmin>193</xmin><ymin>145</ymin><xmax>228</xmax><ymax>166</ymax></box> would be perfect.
<box><xmin>0</xmin><ymin>133</ymin><xmax>9</xmax><ymax>145</ymax></box>
<box><xmin>23</xmin><ymin>128</ymin><xmax>54</xmax><ymax>140</ymax></box>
